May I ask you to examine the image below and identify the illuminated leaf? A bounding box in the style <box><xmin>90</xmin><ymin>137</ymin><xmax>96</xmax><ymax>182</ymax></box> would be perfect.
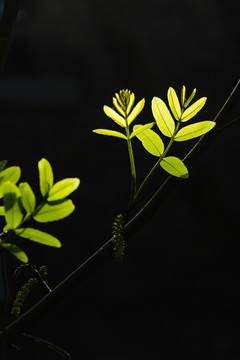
<box><xmin>2</xmin><ymin>181</ymin><xmax>23</xmax><ymax>230</ymax></box>
<box><xmin>181</xmin><ymin>86</ymin><xmax>186</xmax><ymax>107</ymax></box>
<box><xmin>127</xmin><ymin>98</ymin><xmax>145</xmax><ymax>125</ymax></box>
<box><xmin>167</xmin><ymin>87</ymin><xmax>181</xmax><ymax>120</ymax></box>
<box><xmin>184</xmin><ymin>88</ymin><xmax>196</xmax><ymax>108</ymax></box>
<box><xmin>130</xmin><ymin>122</ymin><xmax>155</xmax><ymax>139</ymax></box>
<box><xmin>0</xmin><ymin>241</ymin><xmax>28</xmax><ymax>263</ymax></box>
<box><xmin>0</xmin><ymin>160</ymin><xmax>8</xmax><ymax>172</ymax></box>
<box><xmin>112</xmin><ymin>97</ymin><xmax>125</xmax><ymax>117</ymax></box>
<box><xmin>175</xmin><ymin>121</ymin><xmax>216</xmax><ymax>141</ymax></box>
<box><xmin>0</xmin><ymin>206</ymin><xmax>5</xmax><ymax>216</ymax></box>
<box><xmin>92</xmin><ymin>129</ymin><xmax>127</xmax><ymax>140</ymax></box>
<box><xmin>160</xmin><ymin>156</ymin><xmax>188</xmax><ymax>178</ymax></box>
<box><xmin>0</xmin><ymin>166</ymin><xmax>21</xmax><ymax>198</ymax></box>
<box><xmin>19</xmin><ymin>182</ymin><xmax>36</xmax><ymax>214</ymax></box>
<box><xmin>103</xmin><ymin>106</ymin><xmax>126</xmax><ymax>127</ymax></box>
<box><xmin>33</xmin><ymin>199</ymin><xmax>75</xmax><ymax>222</ymax></box>
<box><xmin>134</xmin><ymin>125</ymin><xmax>164</xmax><ymax>156</ymax></box>
<box><xmin>38</xmin><ymin>158</ymin><xmax>54</xmax><ymax>197</ymax></box>
<box><xmin>152</xmin><ymin>97</ymin><xmax>175</xmax><ymax>137</ymax></box>
<box><xmin>15</xmin><ymin>228</ymin><xmax>61</xmax><ymax>248</ymax></box>
<box><xmin>48</xmin><ymin>178</ymin><xmax>80</xmax><ymax>202</ymax></box>
<box><xmin>181</xmin><ymin>97</ymin><xmax>207</xmax><ymax>122</ymax></box>
<box><xmin>126</xmin><ymin>93</ymin><xmax>135</xmax><ymax>115</ymax></box>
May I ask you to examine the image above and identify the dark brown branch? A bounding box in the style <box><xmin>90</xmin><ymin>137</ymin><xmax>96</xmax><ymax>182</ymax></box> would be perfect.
<box><xmin>0</xmin><ymin>79</ymin><xmax>240</xmax><ymax>346</ymax></box>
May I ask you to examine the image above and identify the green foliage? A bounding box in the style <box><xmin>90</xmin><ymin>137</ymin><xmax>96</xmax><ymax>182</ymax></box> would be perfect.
<box><xmin>0</xmin><ymin>158</ymin><xmax>80</xmax><ymax>263</ymax></box>
<box><xmin>112</xmin><ymin>214</ymin><xmax>125</xmax><ymax>263</ymax></box>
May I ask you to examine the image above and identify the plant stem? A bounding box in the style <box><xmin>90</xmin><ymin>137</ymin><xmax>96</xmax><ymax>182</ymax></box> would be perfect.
<box><xmin>125</xmin><ymin>117</ymin><xmax>137</xmax><ymax>209</ymax></box>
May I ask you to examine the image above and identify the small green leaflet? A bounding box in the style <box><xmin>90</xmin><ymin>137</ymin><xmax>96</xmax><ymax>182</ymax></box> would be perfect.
<box><xmin>38</xmin><ymin>158</ymin><xmax>54</xmax><ymax>197</ymax></box>
<box><xmin>103</xmin><ymin>106</ymin><xmax>126</xmax><ymax>127</ymax></box>
<box><xmin>0</xmin><ymin>240</ymin><xmax>28</xmax><ymax>263</ymax></box>
<box><xmin>112</xmin><ymin>97</ymin><xmax>125</xmax><ymax>117</ymax></box>
<box><xmin>160</xmin><ymin>156</ymin><xmax>189</xmax><ymax>178</ymax></box>
<box><xmin>127</xmin><ymin>98</ymin><xmax>145</xmax><ymax>126</ymax></box>
<box><xmin>134</xmin><ymin>125</ymin><xmax>164</xmax><ymax>156</ymax></box>
<box><xmin>15</xmin><ymin>228</ymin><xmax>61</xmax><ymax>248</ymax></box>
<box><xmin>3</xmin><ymin>181</ymin><xmax>23</xmax><ymax>230</ymax></box>
<box><xmin>152</xmin><ymin>97</ymin><xmax>175</xmax><ymax>137</ymax></box>
<box><xmin>92</xmin><ymin>129</ymin><xmax>127</xmax><ymax>140</ymax></box>
<box><xmin>47</xmin><ymin>178</ymin><xmax>80</xmax><ymax>202</ymax></box>
<box><xmin>126</xmin><ymin>93</ymin><xmax>135</xmax><ymax>115</ymax></box>
<box><xmin>181</xmin><ymin>97</ymin><xmax>207</xmax><ymax>122</ymax></box>
<box><xmin>0</xmin><ymin>166</ymin><xmax>21</xmax><ymax>198</ymax></box>
<box><xmin>33</xmin><ymin>199</ymin><xmax>75</xmax><ymax>222</ymax></box>
<box><xmin>0</xmin><ymin>160</ymin><xmax>8</xmax><ymax>172</ymax></box>
<box><xmin>167</xmin><ymin>87</ymin><xmax>181</xmax><ymax>120</ymax></box>
<box><xmin>130</xmin><ymin>122</ymin><xmax>155</xmax><ymax>139</ymax></box>
<box><xmin>181</xmin><ymin>86</ymin><xmax>186</xmax><ymax>107</ymax></box>
<box><xmin>19</xmin><ymin>182</ymin><xmax>36</xmax><ymax>214</ymax></box>
<box><xmin>184</xmin><ymin>88</ymin><xmax>196</xmax><ymax>109</ymax></box>
<box><xmin>174</xmin><ymin>121</ymin><xmax>216</xmax><ymax>141</ymax></box>
<box><xmin>0</xmin><ymin>206</ymin><xmax>5</xmax><ymax>216</ymax></box>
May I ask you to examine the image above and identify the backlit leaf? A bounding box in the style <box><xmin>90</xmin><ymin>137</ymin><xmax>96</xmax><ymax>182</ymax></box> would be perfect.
<box><xmin>181</xmin><ymin>97</ymin><xmax>207</xmax><ymax>122</ymax></box>
<box><xmin>174</xmin><ymin>121</ymin><xmax>216</xmax><ymax>141</ymax></box>
<box><xmin>0</xmin><ymin>160</ymin><xmax>8</xmax><ymax>172</ymax></box>
<box><xmin>126</xmin><ymin>93</ymin><xmax>135</xmax><ymax>115</ymax></box>
<box><xmin>0</xmin><ymin>166</ymin><xmax>21</xmax><ymax>198</ymax></box>
<box><xmin>15</xmin><ymin>228</ymin><xmax>61</xmax><ymax>248</ymax></box>
<box><xmin>19</xmin><ymin>182</ymin><xmax>36</xmax><ymax>214</ymax></box>
<box><xmin>184</xmin><ymin>88</ymin><xmax>196</xmax><ymax>108</ymax></box>
<box><xmin>167</xmin><ymin>87</ymin><xmax>181</xmax><ymax>120</ymax></box>
<box><xmin>134</xmin><ymin>125</ymin><xmax>164</xmax><ymax>156</ymax></box>
<box><xmin>38</xmin><ymin>158</ymin><xmax>54</xmax><ymax>197</ymax></box>
<box><xmin>160</xmin><ymin>156</ymin><xmax>188</xmax><ymax>178</ymax></box>
<box><xmin>181</xmin><ymin>86</ymin><xmax>186</xmax><ymax>107</ymax></box>
<box><xmin>92</xmin><ymin>129</ymin><xmax>127</xmax><ymax>140</ymax></box>
<box><xmin>48</xmin><ymin>178</ymin><xmax>80</xmax><ymax>202</ymax></box>
<box><xmin>112</xmin><ymin>97</ymin><xmax>125</xmax><ymax>117</ymax></box>
<box><xmin>127</xmin><ymin>98</ymin><xmax>145</xmax><ymax>125</ymax></box>
<box><xmin>130</xmin><ymin>122</ymin><xmax>155</xmax><ymax>139</ymax></box>
<box><xmin>103</xmin><ymin>106</ymin><xmax>126</xmax><ymax>127</ymax></box>
<box><xmin>1</xmin><ymin>241</ymin><xmax>28</xmax><ymax>263</ymax></box>
<box><xmin>33</xmin><ymin>199</ymin><xmax>75</xmax><ymax>222</ymax></box>
<box><xmin>152</xmin><ymin>97</ymin><xmax>175</xmax><ymax>137</ymax></box>
<box><xmin>2</xmin><ymin>181</ymin><xmax>23</xmax><ymax>230</ymax></box>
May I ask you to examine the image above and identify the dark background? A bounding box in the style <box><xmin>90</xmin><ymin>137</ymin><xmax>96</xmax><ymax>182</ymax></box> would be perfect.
<box><xmin>1</xmin><ymin>0</ymin><xmax>240</xmax><ymax>359</ymax></box>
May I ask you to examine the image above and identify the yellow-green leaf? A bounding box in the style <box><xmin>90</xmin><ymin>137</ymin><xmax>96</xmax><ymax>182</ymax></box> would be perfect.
<box><xmin>33</xmin><ymin>199</ymin><xmax>75</xmax><ymax>222</ymax></box>
<box><xmin>134</xmin><ymin>125</ymin><xmax>164</xmax><ymax>156</ymax></box>
<box><xmin>0</xmin><ymin>166</ymin><xmax>21</xmax><ymax>198</ymax></box>
<box><xmin>0</xmin><ymin>206</ymin><xmax>5</xmax><ymax>216</ymax></box>
<box><xmin>160</xmin><ymin>156</ymin><xmax>188</xmax><ymax>178</ymax></box>
<box><xmin>174</xmin><ymin>121</ymin><xmax>216</xmax><ymax>141</ymax></box>
<box><xmin>103</xmin><ymin>106</ymin><xmax>126</xmax><ymax>127</ymax></box>
<box><xmin>15</xmin><ymin>228</ymin><xmax>61</xmax><ymax>248</ymax></box>
<box><xmin>126</xmin><ymin>93</ymin><xmax>135</xmax><ymax>115</ymax></box>
<box><xmin>92</xmin><ymin>129</ymin><xmax>127</xmax><ymax>140</ymax></box>
<box><xmin>181</xmin><ymin>97</ymin><xmax>207</xmax><ymax>122</ymax></box>
<box><xmin>1</xmin><ymin>242</ymin><xmax>28</xmax><ymax>263</ymax></box>
<box><xmin>127</xmin><ymin>98</ymin><xmax>145</xmax><ymax>125</ymax></box>
<box><xmin>38</xmin><ymin>158</ymin><xmax>54</xmax><ymax>197</ymax></box>
<box><xmin>184</xmin><ymin>88</ymin><xmax>196</xmax><ymax>108</ymax></box>
<box><xmin>130</xmin><ymin>122</ymin><xmax>155</xmax><ymax>139</ymax></box>
<box><xmin>167</xmin><ymin>87</ymin><xmax>181</xmax><ymax>120</ymax></box>
<box><xmin>48</xmin><ymin>178</ymin><xmax>80</xmax><ymax>202</ymax></box>
<box><xmin>181</xmin><ymin>86</ymin><xmax>186</xmax><ymax>107</ymax></box>
<box><xmin>19</xmin><ymin>182</ymin><xmax>36</xmax><ymax>214</ymax></box>
<box><xmin>152</xmin><ymin>97</ymin><xmax>175</xmax><ymax>137</ymax></box>
<box><xmin>2</xmin><ymin>181</ymin><xmax>23</xmax><ymax>230</ymax></box>
<box><xmin>112</xmin><ymin>97</ymin><xmax>125</xmax><ymax>117</ymax></box>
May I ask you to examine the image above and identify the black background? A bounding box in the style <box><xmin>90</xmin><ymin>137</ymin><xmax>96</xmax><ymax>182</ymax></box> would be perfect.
<box><xmin>1</xmin><ymin>0</ymin><xmax>240</xmax><ymax>359</ymax></box>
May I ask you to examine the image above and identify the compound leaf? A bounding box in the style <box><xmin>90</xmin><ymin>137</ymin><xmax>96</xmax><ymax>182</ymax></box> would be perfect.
<box><xmin>48</xmin><ymin>178</ymin><xmax>80</xmax><ymax>202</ymax></box>
<box><xmin>3</xmin><ymin>181</ymin><xmax>23</xmax><ymax>230</ymax></box>
<box><xmin>167</xmin><ymin>87</ymin><xmax>181</xmax><ymax>120</ymax></box>
<box><xmin>19</xmin><ymin>182</ymin><xmax>36</xmax><ymax>214</ymax></box>
<box><xmin>175</xmin><ymin>121</ymin><xmax>216</xmax><ymax>141</ymax></box>
<box><xmin>160</xmin><ymin>156</ymin><xmax>188</xmax><ymax>178</ymax></box>
<box><xmin>0</xmin><ymin>166</ymin><xmax>21</xmax><ymax>198</ymax></box>
<box><xmin>15</xmin><ymin>228</ymin><xmax>61</xmax><ymax>248</ymax></box>
<box><xmin>181</xmin><ymin>97</ymin><xmax>207</xmax><ymax>122</ymax></box>
<box><xmin>103</xmin><ymin>106</ymin><xmax>126</xmax><ymax>127</ymax></box>
<box><xmin>38</xmin><ymin>158</ymin><xmax>54</xmax><ymax>197</ymax></box>
<box><xmin>92</xmin><ymin>129</ymin><xmax>127</xmax><ymax>140</ymax></box>
<box><xmin>127</xmin><ymin>98</ymin><xmax>145</xmax><ymax>126</ymax></box>
<box><xmin>33</xmin><ymin>199</ymin><xmax>75</xmax><ymax>222</ymax></box>
<box><xmin>134</xmin><ymin>125</ymin><xmax>164</xmax><ymax>156</ymax></box>
<box><xmin>152</xmin><ymin>97</ymin><xmax>175</xmax><ymax>137</ymax></box>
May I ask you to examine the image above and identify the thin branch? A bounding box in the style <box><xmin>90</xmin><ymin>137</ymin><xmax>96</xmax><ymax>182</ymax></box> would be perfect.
<box><xmin>0</xmin><ymin>79</ymin><xmax>240</xmax><ymax>346</ymax></box>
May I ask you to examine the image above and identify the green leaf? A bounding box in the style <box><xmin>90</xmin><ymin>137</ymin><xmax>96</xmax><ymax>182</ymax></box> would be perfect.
<box><xmin>181</xmin><ymin>86</ymin><xmax>186</xmax><ymax>107</ymax></box>
<box><xmin>152</xmin><ymin>97</ymin><xmax>175</xmax><ymax>137</ymax></box>
<box><xmin>47</xmin><ymin>178</ymin><xmax>80</xmax><ymax>202</ymax></box>
<box><xmin>0</xmin><ymin>160</ymin><xmax>8</xmax><ymax>172</ymax></box>
<box><xmin>126</xmin><ymin>93</ymin><xmax>135</xmax><ymax>115</ymax></box>
<box><xmin>130</xmin><ymin>122</ymin><xmax>155</xmax><ymax>139</ymax></box>
<box><xmin>92</xmin><ymin>129</ymin><xmax>127</xmax><ymax>140</ymax></box>
<box><xmin>1</xmin><ymin>242</ymin><xmax>28</xmax><ymax>263</ymax></box>
<box><xmin>127</xmin><ymin>98</ymin><xmax>145</xmax><ymax>125</ymax></box>
<box><xmin>181</xmin><ymin>97</ymin><xmax>207</xmax><ymax>122</ymax></box>
<box><xmin>160</xmin><ymin>156</ymin><xmax>189</xmax><ymax>178</ymax></box>
<box><xmin>0</xmin><ymin>166</ymin><xmax>21</xmax><ymax>198</ymax></box>
<box><xmin>134</xmin><ymin>125</ymin><xmax>164</xmax><ymax>156</ymax></box>
<box><xmin>184</xmin><ymin>88</ymin><xmax>196</xmax><ymax>108</ymax></box>
<box><xmin>2</xmin><ymin>181</ymin><xmax>23</xmax><ymax>230</ymax></box>
<box><xmin>0</xmin><ymin>206</ymin><xmax>5</xmax><ymax>216</ymax></box>
<box><xmin>103</xmin><ymin>106</ymin><xmax>126</xmax><ymax>127</ymax></box>
<box><xmin>33</xmin><ymin>199</ymin><xmax>75</xmax><ymax>222</ymax></box>
<box><xmin>112</xmin><ymin>97</ymin><xmax>125</xmax><ymax>117</ymax></box>
<box><xmin>38</xmin><ymin>158</ymin><xmax>54</xmax><ymax>197</ymax></box>
<box><xmin>15</xmin><ymin>228</ymin><xmax>61</xmax><ymax>248</ymax></box>
<box><xmin>174</xmin><ymin>121</ymin><xmax>216</xmax><ymax>141</ymax></box>
<box><xmin>19</xmin><ymin>182</ymin><xmax>36</xmax><ymax>214</ymax></box>
<box><xmin>167</xmin><ymin>87</ymin><xmax>181</xmax><ymax>120</ymax></box>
